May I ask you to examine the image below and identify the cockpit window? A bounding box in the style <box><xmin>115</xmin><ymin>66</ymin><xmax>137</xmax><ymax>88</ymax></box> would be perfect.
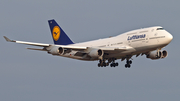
<box><xmin>157</xmin><ymin>28</ymin><xmax>164</xmax><ymax>30</ymax></box>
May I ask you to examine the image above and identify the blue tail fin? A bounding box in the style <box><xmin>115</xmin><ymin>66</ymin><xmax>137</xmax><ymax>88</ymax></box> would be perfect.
<box><xmin>48</xmin><ymin>19</ymin><xmax>74</xmax><ymax>45</ymax></box>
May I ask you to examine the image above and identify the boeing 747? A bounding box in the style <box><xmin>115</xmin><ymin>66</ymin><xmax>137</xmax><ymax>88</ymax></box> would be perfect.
<box><xmin>4</xmin><ymin>19</ymin><xmax>173</xmax><ymax>68</ymax></box>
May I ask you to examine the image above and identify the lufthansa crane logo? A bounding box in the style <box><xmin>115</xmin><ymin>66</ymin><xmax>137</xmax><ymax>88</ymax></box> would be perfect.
<box><xmin>52</xmin><ymin>26</ymin><xmax>60</xmax><ymax>41</ymax></box>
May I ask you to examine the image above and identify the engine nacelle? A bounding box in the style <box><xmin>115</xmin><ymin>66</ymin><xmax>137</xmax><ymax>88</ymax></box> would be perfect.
<box><xmin>146</xmin><ymin>50</ymin><xmax>168</xmax><ymax>60</ymax></box>
<box><xmin>161</xmin><ymin>50</ymin><xmax>168</xmax><ymax>58</ymax></box>
<box><xmin>88</xmin><ymin>49</ymin><xmax>104</xmax><ymax>59</ymax></box>
<box><xmin>146</xmin><ymin>50</ymin><xmax>162</xmax><ymax>60</ymax></box>
<box><xmin>48</xmin><ymin>47</ymin><xmax>64</xmax><ymax>55</ymax></box>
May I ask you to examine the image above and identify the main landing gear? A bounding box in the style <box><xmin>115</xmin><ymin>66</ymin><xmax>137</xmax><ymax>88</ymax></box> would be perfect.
<box><xmin>98</xmin><ymin>58</ymin><xmax>118</xmax><ymax>67</ymax></box>
<box><xmin>97</xmin><ymin>57</ymin><xmax>133</xmax><ymax>68</ymax></box>
<box><xmin>110</xmin><ymin>58</ymin><xmax>118</xmax><ymax>67</ymax></box>
<box><xmin>125</xmin><ymin>60</ymin><xmax>132</xmax><ymax>68</ymax></box>
<box><xmin>98</xmin><ymin>59</ymin><xmax>108</xmax><ymax>67</ymax></box>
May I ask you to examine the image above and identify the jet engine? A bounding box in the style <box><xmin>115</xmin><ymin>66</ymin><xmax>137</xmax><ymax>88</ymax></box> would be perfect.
<box><xmin>161</xmin><ymin>50</ymin><xmax>168</xmax><ymax>58</ymax></box>
<box><xmin>146</xmin><ymin>50</ymin><xmax>168</xmax><ymax>60</ymax></box>
<box><xmin>48</xmin><ymin>47</ymin><xmax>64</xmax><ymax>55</ymax></box>
<box><xmin>88</xmin><ymin>49</ymin><xmax>104</xmax><ymax>59</ymax></box>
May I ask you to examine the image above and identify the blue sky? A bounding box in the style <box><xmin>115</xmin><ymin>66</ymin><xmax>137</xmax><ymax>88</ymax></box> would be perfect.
<box><xmin>0</xmin><ymin>0</ymin><xmax>179</xmax><ymax>101</ymax></box>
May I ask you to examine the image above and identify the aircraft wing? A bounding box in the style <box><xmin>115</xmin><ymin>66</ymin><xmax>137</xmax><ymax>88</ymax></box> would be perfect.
<box><xmin>74</xmin><ymin>46</ymin><xmax>132</xmax><ymax>57</ymax></box>
<box><xmin>3</xmin><ymin>36</ymin><xmax>87</xmax><ymax>50</ymax></box>
<box><xmin>4</xmin><ymin>36</ymin><xmax>50</xmax><ymax>47</ymax></box>
<box><xmin>4</xmin><ymin>36</ymin><xmax>131</xmax><ymax>53</ymax></box>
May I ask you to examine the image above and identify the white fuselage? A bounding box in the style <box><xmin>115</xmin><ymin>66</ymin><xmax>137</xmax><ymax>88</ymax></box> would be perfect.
<box><xmin>61</xmin><ymin>26</ymin><xmax>173</xmax><ymax>61</ymax></box>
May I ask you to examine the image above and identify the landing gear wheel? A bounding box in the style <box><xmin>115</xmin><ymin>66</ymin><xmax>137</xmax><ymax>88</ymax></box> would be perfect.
<box><xmin>113</xmin><ymin>64</ymin><xmax>116</xmax><ymax>67</ymax></box>
<box><xmin>125</xmin><ymin>64</ymin><xmax>128</xmax><ymax>68</ymax></box>
<box><xmin>129</xmin><ymin>60</ymin><xmax>132</xmax><ymax>64</ymax></box>
<box><xmin>98</xmin><ymin>63</ymin><xmax>100</xmax><ymax>67</ymax></box>
<box><xmin>125</xmin><ymin>64</ymin><xmax>131</xmax><ymax>68</ymax></box>
<box><xmin>128</xmin><ymin>64</ymin><xmax>131</xmax><ymax>68</ymax></box>
<box><xmin>115</xmin><ymin>63</ymin><xmax>118</xmax><ymax>66</ymax></box>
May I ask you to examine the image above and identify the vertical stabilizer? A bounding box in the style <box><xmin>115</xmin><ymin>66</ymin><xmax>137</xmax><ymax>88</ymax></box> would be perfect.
<box><xmin>48</xmin><ymin>19</ymin><xmax>74</xmax><ymax>45</ymax></box>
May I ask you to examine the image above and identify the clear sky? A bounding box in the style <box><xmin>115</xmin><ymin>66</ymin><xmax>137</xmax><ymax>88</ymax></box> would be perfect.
<box><xmin>0</xmin><ymin>0</ymin><xmax>179</xmax><ymax>101</ymax></box>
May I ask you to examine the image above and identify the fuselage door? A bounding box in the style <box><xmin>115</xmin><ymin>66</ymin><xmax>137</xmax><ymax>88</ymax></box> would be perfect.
<box><xmin>154</xmin><ymin>33</ymin><xmax>159</xmax><ymax>44</ymax></box>
<box><xmin>128</xmin><ymin>40</ymin><xmax>131</xmax><ymax>46</ymax></box>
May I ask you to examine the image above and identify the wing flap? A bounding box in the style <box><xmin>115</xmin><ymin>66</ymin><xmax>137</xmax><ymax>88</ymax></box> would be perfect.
<box><xmin>26</xmin><ymin>48</ymin><xmax>47</xmax><ymax>51</ymax></box>
<box><xmin>89</xmin><ymin>46</ymin><xmax>131</xmax><ymax>53</ymax></box>
<box><xmin>54</xmin><ymin>45</ymin><xmax>87</xmax><ymax>50</ymax></box>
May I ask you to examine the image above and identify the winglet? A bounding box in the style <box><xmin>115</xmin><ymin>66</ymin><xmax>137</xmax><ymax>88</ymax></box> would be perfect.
<box><xmin>3</xmin><ymin>36</ymin><xmax>16</xmax><ymax>42</ymax></box>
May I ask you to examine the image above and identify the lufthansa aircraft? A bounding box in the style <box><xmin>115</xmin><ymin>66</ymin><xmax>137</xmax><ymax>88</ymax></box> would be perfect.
<box><xmin>4</xmin><ymin>19</ymin><xmax>173</xmax><ymax>68</ymax></box>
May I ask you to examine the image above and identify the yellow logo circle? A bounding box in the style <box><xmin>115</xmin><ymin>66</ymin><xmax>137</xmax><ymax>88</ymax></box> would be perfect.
<box><xmin>52</xmin><ymin>26</ymin><xmax>60</xmax><ymax>41</ymax></box>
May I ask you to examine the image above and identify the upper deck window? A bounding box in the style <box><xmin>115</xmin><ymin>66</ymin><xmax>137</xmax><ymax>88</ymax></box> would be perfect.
<box><xmin>157</xmin><ymin>28</ymin><xmax>164</xmax><ymax>30</ymax></box>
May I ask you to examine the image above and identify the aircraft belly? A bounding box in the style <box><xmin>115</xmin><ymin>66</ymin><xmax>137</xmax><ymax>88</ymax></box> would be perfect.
<box><xmin>104</xmin><ymin>43</ymin><xmax>168</xmax><ymax>59</ymax></box>
<box><xmin>133</xmin><ymin>43</ymin><xmax>168</xmax><ymax>54</ymax></box>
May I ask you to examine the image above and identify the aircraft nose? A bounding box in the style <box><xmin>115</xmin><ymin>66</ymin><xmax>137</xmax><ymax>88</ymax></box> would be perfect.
<box><xmin>166</xmin><ymin>32</ymin><xmax>173</xmax><ymax>43</ymax></box>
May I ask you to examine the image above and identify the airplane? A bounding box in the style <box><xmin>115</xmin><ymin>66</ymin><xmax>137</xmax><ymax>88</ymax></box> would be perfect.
<box><xmin>4</xmin><ymin>19</ymin><xmax>173</xmax><ymax>68</ymax></box>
